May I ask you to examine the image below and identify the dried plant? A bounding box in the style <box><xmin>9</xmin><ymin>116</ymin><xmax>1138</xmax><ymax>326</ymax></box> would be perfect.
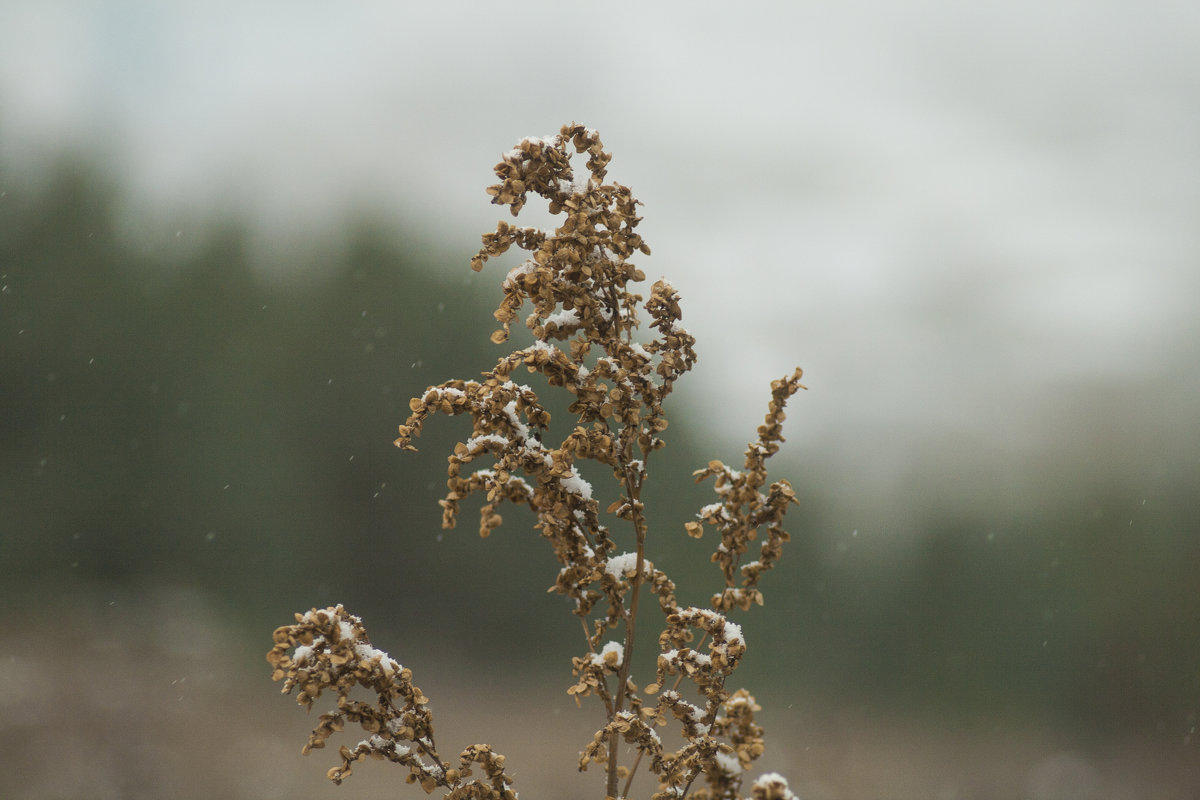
<box><xmin>267</xmin><ymin>123</ymin><xmax>805</xmax><ymax>800</ymax></box>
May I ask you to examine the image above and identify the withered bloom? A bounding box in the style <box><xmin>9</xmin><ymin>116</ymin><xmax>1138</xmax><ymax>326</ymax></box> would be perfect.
<box><xmin>270</xmin><ymin>123</ymin><xmax>804</xmax><ymax>800</ymax></box>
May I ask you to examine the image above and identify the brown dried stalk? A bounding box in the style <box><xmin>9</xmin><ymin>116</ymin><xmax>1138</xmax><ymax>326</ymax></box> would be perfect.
<box><xmin>269</xmin><ymin>123</ymin><xmax>805</xmax><ymax>800</ymax></box>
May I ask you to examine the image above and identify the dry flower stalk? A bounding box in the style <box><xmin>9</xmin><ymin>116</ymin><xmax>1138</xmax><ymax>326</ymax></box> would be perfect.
<box><xmin>269</xmin><ymin>123</ymin><xmax>806</xmax><ymax>800</ymax></box>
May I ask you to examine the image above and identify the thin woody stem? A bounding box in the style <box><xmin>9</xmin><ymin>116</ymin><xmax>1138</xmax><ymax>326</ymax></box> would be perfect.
<box><xmin>607</xmin><ymin>459</ymin><xmax>647</xmax><ymax>799</ymax></box>
<box><xmin>621</xmin><ymin>630</ymin><xmax>710</xmax><ymax>794</ymax></box>
<box><xmin>621</xmin><ymin>748</ymin><xmax>644</xmax><ymax>799</ymax></box>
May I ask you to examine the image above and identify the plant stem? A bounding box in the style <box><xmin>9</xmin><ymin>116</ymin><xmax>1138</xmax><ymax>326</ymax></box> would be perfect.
<box><xmin>607</xmin><ymin>460</ymin><xmax>647</xmax><ymax>799</ymax></box>
<box><xmin>621</xmin><ymin>749</ymin><xmax>644</xmax><ymax>799</ymax></box>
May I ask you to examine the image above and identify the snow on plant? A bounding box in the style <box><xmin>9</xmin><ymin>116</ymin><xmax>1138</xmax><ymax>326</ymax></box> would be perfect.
<box><xmin>267</xmin><ymin>123</ymin><xmax>805</xmax><ymax>800</ymax></box>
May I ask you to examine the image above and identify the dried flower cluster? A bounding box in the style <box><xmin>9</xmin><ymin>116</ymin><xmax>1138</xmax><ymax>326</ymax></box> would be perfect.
<box><xmin>267</xmin><ymin>607</ymin><xmax>516</xmax><ymax>799</ymax></box>
<box><xmin>269</xmin><ymin>123</ymin><xmax>805</xmax><ymax>800</ymax></box>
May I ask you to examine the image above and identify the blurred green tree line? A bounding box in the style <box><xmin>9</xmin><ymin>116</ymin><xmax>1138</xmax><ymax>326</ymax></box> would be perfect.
<box><xmin>2</xmin><ymin>153</ymin><xmax>1197</xmax><ymax>744</ymax></box>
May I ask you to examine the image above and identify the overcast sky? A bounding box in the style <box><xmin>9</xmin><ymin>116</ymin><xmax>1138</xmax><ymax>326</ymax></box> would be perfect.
<box><xmin>3</xmin><ymin>0</ymin><xmax>1198</xmax><ymax>509</ymax></box>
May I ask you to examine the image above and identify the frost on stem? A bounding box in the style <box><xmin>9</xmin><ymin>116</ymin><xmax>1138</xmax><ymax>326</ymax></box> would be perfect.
<box><xmin>269</xmin><ymin>123</ymin><xmax>806</xmax><ymax>800</ymax></box>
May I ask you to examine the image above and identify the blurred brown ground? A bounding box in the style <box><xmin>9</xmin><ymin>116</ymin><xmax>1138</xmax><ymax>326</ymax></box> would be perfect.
<box><xmin>2</xmin><ymin>586</ymin><xmax>1195</xmax><ymax>800</ymax></box>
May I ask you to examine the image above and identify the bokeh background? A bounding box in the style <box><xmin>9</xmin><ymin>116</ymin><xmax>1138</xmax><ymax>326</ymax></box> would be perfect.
<box><xmin>2</xmin><ymin>2</ymin><xmax>1198</xmax><ymax>798</ymax></box>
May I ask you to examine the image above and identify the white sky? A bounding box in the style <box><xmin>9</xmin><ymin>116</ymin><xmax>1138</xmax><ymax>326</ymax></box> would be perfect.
<box><xmin>3</xmin><ymin>0</ymin><xmax>1198</xmax><ymax>511</ymax></box>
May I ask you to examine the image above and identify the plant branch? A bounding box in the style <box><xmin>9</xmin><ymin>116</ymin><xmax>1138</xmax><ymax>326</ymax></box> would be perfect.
<box><xmin>268</xmin><ymin>123</ymin><xmax>802</xmax><ymax>800</ymax></box>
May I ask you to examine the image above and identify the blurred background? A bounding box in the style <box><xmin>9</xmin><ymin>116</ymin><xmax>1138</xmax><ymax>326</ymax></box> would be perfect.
<box><xmin>2</xmin><ymin>2</ymin><xmax>1198</xmax><ymax>798</ymax></box>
